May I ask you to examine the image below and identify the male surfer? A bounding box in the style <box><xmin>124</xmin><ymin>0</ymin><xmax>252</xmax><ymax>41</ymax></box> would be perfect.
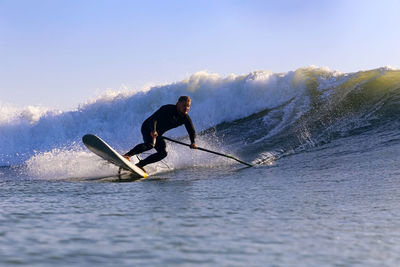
<box><xmin>124</xmin><ymin>96</ymin><xmax>197</xmax><ymax>172</ymax></box>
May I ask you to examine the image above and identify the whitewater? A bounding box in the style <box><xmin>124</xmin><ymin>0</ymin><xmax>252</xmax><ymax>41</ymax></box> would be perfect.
<box><xmin>1</xmin><ymin>66</ymin><xmax>400</xmax><ymax>266</ymax></box>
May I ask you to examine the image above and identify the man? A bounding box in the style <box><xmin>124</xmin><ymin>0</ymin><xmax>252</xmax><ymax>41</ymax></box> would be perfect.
<box><xmin>124</xmin><ymin>96</ymin><xmax>197</xmax><ymax>172</ymax></box>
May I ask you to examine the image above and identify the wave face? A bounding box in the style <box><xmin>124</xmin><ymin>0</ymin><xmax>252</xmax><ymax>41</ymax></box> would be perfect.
<box><xmin>1</xmin><ymin>67</ymin><xmax>400</xmax><ymax>177</ymax></box>
<box><xmin>214</xmin><ymin>67</ymin><xmax>400</xmax><ymax>164</ymax></box>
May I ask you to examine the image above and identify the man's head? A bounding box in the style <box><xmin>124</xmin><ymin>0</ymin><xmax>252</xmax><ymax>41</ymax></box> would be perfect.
<box><xmin>176</xmin><ymin>96</ymin><xmax>191</xmax><ymax>115</ymax></box>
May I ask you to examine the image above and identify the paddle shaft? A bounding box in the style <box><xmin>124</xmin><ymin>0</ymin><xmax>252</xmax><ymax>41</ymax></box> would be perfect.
<box><xmin>162</xmin><ymin>136</ymin><xmax>253</xmax><ymax>167</ymax></box>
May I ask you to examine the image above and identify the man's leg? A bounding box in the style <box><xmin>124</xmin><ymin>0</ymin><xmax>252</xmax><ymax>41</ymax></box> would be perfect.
<box><xmin>124</xmin><ymin>128</ymin><xmax>154</xmax><ymax>158</ymax></box>
<box><xmin>124</xmin><ymin>142</ymin><xmax>153</xmax><ymax>157</ymax></box>
<box><xmin>137</xmin><ymin>137</ymin><xmax>168</xmax><ymax>167</ymax></box>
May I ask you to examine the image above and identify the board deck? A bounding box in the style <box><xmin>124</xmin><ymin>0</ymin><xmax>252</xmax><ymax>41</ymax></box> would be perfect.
<box><xmin>82</xmin><ymin>134</ymin><xmax>148</xmax><ymax>179</ymax></box>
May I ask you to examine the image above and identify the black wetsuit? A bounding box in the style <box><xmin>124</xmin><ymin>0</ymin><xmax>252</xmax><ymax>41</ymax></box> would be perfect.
<box><xmin>125</xmin><ymin>104</ymin><xmax>196</xmax><ymax>167</ymax></box>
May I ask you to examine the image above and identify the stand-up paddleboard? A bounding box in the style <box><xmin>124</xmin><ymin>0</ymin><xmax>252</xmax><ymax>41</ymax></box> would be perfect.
<box><xmin>82</xmin><ymin>134</ymin><xmax>148</xmax><ymax>179</ymax></box>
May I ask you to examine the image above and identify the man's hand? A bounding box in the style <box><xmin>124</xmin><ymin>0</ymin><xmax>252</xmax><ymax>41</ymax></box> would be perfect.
<box><xmin>124</xmin><ymin>155</ymin><xmax>130</xmax><ymax>161</ymax></box>
<box><xmin>151</xmin><ymin>131</ymin><xmax>158</xmax><ymax>138</ymax></box>
<box><xmin>190</xmin><ymin>143</ymin><xmax>197</xmax><ymax>149</ymax></box>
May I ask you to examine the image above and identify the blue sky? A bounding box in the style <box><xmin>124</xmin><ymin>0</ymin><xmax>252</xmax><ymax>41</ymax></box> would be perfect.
<box><xmin>1</xmin><ymin>0</ymin><xmax>399</xmax><ymax>109</ymax></box>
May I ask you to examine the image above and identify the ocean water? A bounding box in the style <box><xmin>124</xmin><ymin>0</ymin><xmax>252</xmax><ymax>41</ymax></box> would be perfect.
<box><xmin>1</xmin><ymin>67</ymin><xmax>400</xmax><ymax>266</ymax></box>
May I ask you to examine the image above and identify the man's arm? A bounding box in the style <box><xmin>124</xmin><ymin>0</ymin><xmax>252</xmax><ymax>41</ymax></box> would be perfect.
<box><xmin>184</xmin><ymin>115</ymin><xmax>196</xmax><ymax>148</ymax></box>
<box><xmin>147</xmin><ymin>105</ymin><xmax>169</xmax><ymax>137</ymax></box>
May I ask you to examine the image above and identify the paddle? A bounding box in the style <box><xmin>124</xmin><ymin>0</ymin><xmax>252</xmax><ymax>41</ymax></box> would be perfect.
<box><xmin>162</xmin><ymin>136</ymin><xmax>253</xmax><ymax>167</ymax></box>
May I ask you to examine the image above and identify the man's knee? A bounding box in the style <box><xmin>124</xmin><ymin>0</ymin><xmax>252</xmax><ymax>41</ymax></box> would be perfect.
<box><xmin>144</xmin><ymin>142</ymin><xmax>155</xmax><ymax>150</ymax></box>
<box><xmin>158</xmin><ymin>150</ymin><xmax>168</xmax><ymax>159</ymax></box>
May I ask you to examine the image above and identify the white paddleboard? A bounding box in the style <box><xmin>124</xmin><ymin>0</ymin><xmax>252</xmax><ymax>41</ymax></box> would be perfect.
<box><xmin>82</xmin><ymin>134</ymin><xmax>148</xmax><ymax>179</ymax></box>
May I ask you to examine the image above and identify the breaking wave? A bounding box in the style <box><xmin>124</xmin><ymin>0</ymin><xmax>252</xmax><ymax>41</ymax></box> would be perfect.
<box><xmin>1</xmin><ymin>66</ymin><xmax>399</xmax><ymax>178</ymax></box>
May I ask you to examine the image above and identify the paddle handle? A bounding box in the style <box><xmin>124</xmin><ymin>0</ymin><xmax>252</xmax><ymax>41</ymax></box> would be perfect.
<box><xmin>152</xmin><ymin>121</ymin><xmax>157</xmax><ymax>146</ymax></box>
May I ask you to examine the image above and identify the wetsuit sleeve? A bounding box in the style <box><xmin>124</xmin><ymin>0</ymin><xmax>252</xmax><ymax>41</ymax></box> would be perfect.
<box><xmin>145</xmin><ymin>106</ymin><xmax>165</xmax><ymax>132</ymax></box>
<box><xmin>184</xmin><ymin>115</ymin><xmax>196</xmax><ymax>144</ymax></box>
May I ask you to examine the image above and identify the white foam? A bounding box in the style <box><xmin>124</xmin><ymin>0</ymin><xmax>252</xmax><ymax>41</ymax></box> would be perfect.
<box><xmin>24</xmin><ymin>147</ymin><xmax>116</xmax><ymax>179</ymax></box>
<box><xmin>0</xmin><ymin>102</ymin><xmax>54</xmax><ymax>125</ymax></box>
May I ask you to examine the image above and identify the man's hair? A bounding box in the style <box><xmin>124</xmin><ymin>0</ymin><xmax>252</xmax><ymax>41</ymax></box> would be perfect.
<box><xmin>177</xmin><ymin>96</ymin><xmax>191</xmax><ymax>103</ymax></box>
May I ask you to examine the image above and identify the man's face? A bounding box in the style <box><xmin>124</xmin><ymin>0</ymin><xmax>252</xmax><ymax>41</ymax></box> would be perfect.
<box><xmin>177</xmin><ymin>100</ymin><xmax>191</xmax><ymax>115</ymax></box>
